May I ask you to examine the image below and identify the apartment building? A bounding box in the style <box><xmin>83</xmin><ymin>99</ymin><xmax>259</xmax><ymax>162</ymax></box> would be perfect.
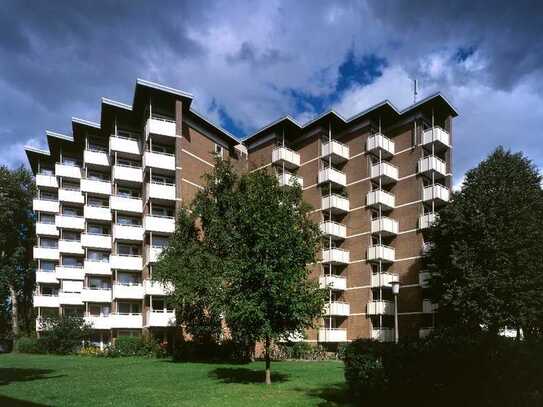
<box><xmin>26</xmin><ymin>79</ymin><xmax>244</xmax><ymax>348</ymax></box>
<box><xmin>244</xmin><ymin>94</ymin><xmax>456</xmax><ymax>344</ymax></box>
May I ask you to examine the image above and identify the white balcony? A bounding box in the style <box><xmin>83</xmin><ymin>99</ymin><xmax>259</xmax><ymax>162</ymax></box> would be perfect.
<box><xmin>33</xmin><ymin>247</ymin><xmax>59</xmax><ymax>260</ymax></box>
<box><xmin>110</xmin><ymin>136</ymin><xmax>141</xmax><ymax>156</ymax></box>
<box><xmin>81</xmin><ymin>233</ymin><xmax>112</xmax><ymax>250</ymax></box>
<box><xmin>145</xmin><ymin>310</ymin><xmax>176</xmax><ymax>327</ymax></box>
<box><xmin>55</xmin><ymin>215</ymin><xmax>85</xmax><ymax>230</ymax></box>
<box><xmin>371</xmin><ymin>217</ymin><xmax>399</xmax><ymax>236</ymax></box>
<box><xmin>422</xmin><ymin>185</ymin><xmax>450</xmax><ymax>204</ymax></box>
<box><xmin>321</xmin><ymin>140</ymin><xmax>349</xmax><ymax>163</ymax></box>
<box><xmin>318</xmin><ymin>328</ymin><xmax>347</xmax><ymax>342</ymax></box>
<box><xmin>144</xmin><ymin>216</ymin><xmax>175</xmax><ymax>234</ymax></box>
<box><xmin>418</xmin><ymin>156</ymin><xmax>447</xmax><ymax>177</ymax></box>
<box><xmin>85</xmin><ymin>315</ymin><xmax>112</xmax><ymax>330</ymax></box>
<box><xmin>419</xmin><ymin>272</ymin><xmax>430</xmax><ymax>288</ymax></box>
<box><xmin>81</xmin><ymin>179</ymin><xmax>112</xmax><ymax>195</ymax></box>
<box><xmin>318</xmin><ymin>168</ymin><xmax>346</xmax><ymax>187</ymax></box>
<box><xmin>321</xmin><ymin>194</ymin><xmax>349</xmax><ymax>214</ymax></box>
<box><xmin>84</xmin><ymin>260</ymin><xmax>111</xmax><ymax>275</ymax></box>
<box><xmin>112</xmin><ymin>284</ymin><xmax>144</xmax><ymax>300</ymax></box>
<box><xmin>272</xmin><ymin>146</ymin><xmax>300</xmax><ymax>169</ymax></box>
<box><xmin>372</xmin><ymin>328</ymin><xmax>394</xmax><ymax>342</ymax></box>
<box><xmin>84</xmin><ymin>205</ymin><xmax>112</xmax><ymax>221</ymax></box>
<box><xmin>419</xmin><ymin>327</ymin><xmax>434</xmax><ymax>338</ymax></box>
<box><xmin>113</xmin><ymin>224</ymin><xmax>144</xmax><ymax>241</ymax></box>
<box><xmin>110</xmin><ymin>313</ymin><xmax>143</xmax><ymax>329</ymax></box>
<box><xmin>370</xmin><ymin>162</ymin><xmax>399</xmax><ymax>185</ymax></box>
<box><xmin>419</xmin><ymin>213</ymin><xmax>437</xmax><ymax>229</ymax></box>
<box><xmin>320</xmin><ymin>221</ymin><xmax>347</xmax><ymax>240</ymax></box>
<box><xmin>55</xmin><ymin>163</ymin><xmax>81</xmax><ymax>179</ymax></box>
<box><xmin>110</xmin><ymin>195</ymin><xmax>143</xmax><ymax>213</ymax></box>
<box><xmin>84</xmin><ymin>149</ymin><xmax>110</xmax><ymax>167</ymax></box>
<box><xmin>143</xmin><ymin>151</ymin><xmax>176</xmax><ymax>172</ymax></box>
<box><xmin>109</xmin><ymin>255</ymin><xmax>142</xmax><ymax>270</ymax></box>
<box><xmin>36</xmin><ymin>174</ymin><xmax>58</xmax><ymax>188</ymax></box>
<box><xmin>33</xmin><ymin>199</ymin><xmax>59</xmax><ymax>213</ymax></box>
<box><xmin>58</xmin><ymin>291</ymin><xmax>83</xmax><ymax>305</ymax></box>
<box><xmin>277</xmin><ymin>173</ymin><xmax>303</xmax><ymax>187</ymax></box>
<box><xmin>423</xmin><ymin>300</ymin><xmax>438</xmax><ymax>313</ymax></box>
<box><xmin>58</xmin><ymin>188</ymin><xmax>84</xmax><ymax>204</ymax></box>
<box><xmin>112</xmin><ymin>165</ymin><xmax>143</xmax><ymax>183</ymax></box>
<box><xmin>36</xmin><ymin>271</ymin><xmax>58</xmax><ymax>284</ymax></box>
<box><xmin>322</xmin><ymin>248</ymin><xmax>350</xmax><ymax>264</ymax></box>
<box><xmin>319</xmin><ymin>275</ymin><xmax>347</xmax><ymax>290</ymax></box>
<box><xmin>81</xmin><ymin>288</ymin><xmax>112</xmax><ymax>303</ymax></box>
<box><xmin>371</xmin><ymin>273</ymin><xmax>399</xmax><ymax>288</ymax></box>
<box><xmin>367</xmin><ymin>245</ymin><xmax>395</xmax><ymax>263</ymax></box>
<box><xmin>146</xmin><ymin>246</ymin><xmax>163</xmax><ymax>264</ymax></box>
<box><xmin>143</xmin><ymin>279</ymin><xmax>173</xmax><ymax>295</ymax></box>
<box><xmin>36</xmin><ymin>222</ymin><xmax>59</xmax><ymax>236</ymax></box>
<box><xmin>422</xmin><ymin>127</ymin><xmax>450</xmax><ymax>151</ymax></box>
<box><xmin>34</xmin><ymin>295</ymin><xmax>59</xmax><ymax>308</ymax></box>
<box><xmin>367</xmin><ymin>300</ymin><xmax>394</xmax><ymax>315</ymax></box>
<box><xmin>366</xmin><ymin>133</ymin><xmax>394</xmax><ymax>158</ymax></box>
<box><xmin>366</xmin><ymin>189</ymin><xmax>395</xmax><ymax>211</ymax></box>
<box><xmin>146</xmin><ymin>183</ymin><xmax>176</xmax><ymax>201</ymax></box>
<box><xmin>145</xmin><ymin>117</ymin><xmax>176</xmax><ymax>139</ymax></box>
<box><xmin>58</xmin><ymin>240</ymin><xmax>84</xmax><ymax>255</ymax></box>
<box><xmin>324</xmin><ymin>301</ymin><xmax>350</xmax><ymax>316</ymax></box>
<box><xmin>56</xmin><ymin>266</ymin><xmax>85</xmax><ymax>280</ymax></box>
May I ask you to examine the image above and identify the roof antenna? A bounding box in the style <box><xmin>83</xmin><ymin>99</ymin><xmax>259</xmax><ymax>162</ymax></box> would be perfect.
<box><xmin>413</xmin><ymin>79</ymin><xmax>419</xmax><ymax>104</ymax></box>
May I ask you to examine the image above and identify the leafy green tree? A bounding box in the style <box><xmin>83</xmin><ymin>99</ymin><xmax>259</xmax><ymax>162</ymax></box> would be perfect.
<box><xmin>156</xmin><ymin>159</ymin><xmax>326</xmax><ymax>383</ymax></box>
<box><xmin>0</xmin><ymin>166</ymin><xmax>36</xmax><ymax>347</ymax></box>
<box><xmin>425</xmin><ymin>147</ymin><xmax>543</xmax><ymax>337</ymax></box>
<box><xmin>38</xmin><ymin>314</ymin><xmax>92</xmax><ymax>354</ymax></box>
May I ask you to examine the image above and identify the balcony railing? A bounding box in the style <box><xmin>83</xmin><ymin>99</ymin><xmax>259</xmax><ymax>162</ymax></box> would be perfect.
<box><xmin>319</xmin><ymin>275</ymin><xmax>347</xmax><ymax>290</ymax></box>
<box><xmin>143</xmin><ymin>151</ymin><xmax>176</xmax><ymax>172</ymax></box>
<box><xmin>81</xmin><ymin>288</ymin><xmax>112</xmax><ymax>303</ymax></box>
<box><xmin>371</xmin><ymin>217</ymin><xmax>398</xmax><ymax>236</ymax></box>
<box><xmin>324</xmin><ymin>301</ymin><xmax>350</xmax><ymax>316</ymax></box>
<box><xmin>56</xmin><ymin>266</ymin><xmax>85</xmax><ymax>280</ymax></box>
<box><xmin>422</xmin><ymin>127</ymin><xmax>450</xmax><ymax>151</ymax></box>
<box><xmin>145</xmin><ymin>310</ymin><xmax>176</xmax><ymax>327</ymax></box>
<box><xmin>109</xmin><ymin>255</ymin><xmax>142</xmax><ymax>270</ymax></box>
<box><xmin>147</xmin><ymin>182</ymin><xmax>176</xmax><ymax>201</ymax></box>
<box><xmin>55</xmin><ymin>214</ymin><xmax>85</xmax><ymax>230</ymax></box>
<box><xmin>58</xmin><ymin>188</ymin><xmax>84</xmax><ymax>204</ymax></box>
<box><xmin>367</xmin><ymin>244</ymin><xmax>395</xmax><ymax>263</ymax></box>
<box><xmin>371</xmin><ymin>272</ymin><xmax>399</xmax><ymax>288</ymax></box>
<box><xmin>319</xmin><ymin>221</ymin><xmax>347</xmax><ymax>240</ymax></box>
<box><xmin>36</xmin><ymin>271</ymin><xmax>58</xmax><ymax>284</ymax></box>
<box><xmin>81</xmin><ymin>179</ymin><xmax>112</xmax><ymax>195</ymax></box>
<box><xmin>277</xmin><ymin>173</ymin><xmax>303</xmax><ymax>187</ymax></box>
<box><xmin>371</xmin><ymin>328</ymin><xmax>394</xmax><ymax>342</ymax></box>
<box><xmin>112</xmin><ymin>283</ymin><xmax>144</xmax><ymax>300</ymax></box>
<box><xmin>109</xmin><ymin>313</ymin><xmax>143</xmax><ymax>329</ymax></box>
<box><xmin>84</xmin><ymin>205</ymin><xmax>111</xmax><ymax>221</ymax></box>
<box><xmin>55</xmin><ymin>163</ymin><xmax>81</xmax><ymax>179</ymax></box>
<box><xmin>33</xmin><ymin>247</ymin><xmax>59</xmax><ymax>260</ymax></box>
<box><xmin>272</xmin><ymin>146</ymin><xmax>300</xmax><ymax>169</ymax></box>
<box><xmin>84</xmin><ymin>149</ymin><xmax>110</xmax><ymax>167</ymax></box>
<box><xmin>419</xmin><ymin>212</ymin><xmax>437</xmax><ymax>229</ymax></box>
<box><xmin>84</xmin><ymin>260</ymin><xmax>111</xmax><ymax>275</ymax></box>
<box><xmin>370</xmin><ymin>162</ymin><xmax>399</xmax><ymax>185</ymax></box>
<box><xmin>36</xmin><ymin>174</ymin><xmax>58</xmax><ymax>188</ymax></box>
<box><xmin>36</xmin><ymin>222</ymin><xmax>59</xmax><ymax>237</ymax></box>
<box><xmin>367</xmin><ymin>300</ymin><xmax>394</xmax><ymax>315</ymax></box>
<box><xmin>58</xmin><ymin>240</ymin><xmax>84</xmax><ymax>255</ymax></box>
<box><xmin>418</xmin><ymin>156</ymin><xmax>447</xmax><ymax>177</ymax></box>
<box><xmin>422</xmin><ymin>300</ymin><xmax>438</xmax><ymax>313</ymax></box>
<box><xmin>58</xmin><ymin>291</ymin><xmax>83</xmax><ymax>305</ymax></box>
<box><xmin>33</xmin><ymin>294</ymin><xmax>60</xmax><ymax>308</ymax></box>
<box><xmin>112</xmin><ymin>165</ymin><xmax>143</xmax><ymax>183</ymax></box>
<box><xmin>145</xmin><ymin>117</ymin><xmax>176</xmax><ymax>139</ymax></box>
<box><xmin>321</xmin><ymin>194</ymin><xmax>349</xmax><ymax>213</ymax></box>
<box><xmin>366</xmin><ymin>189</ymin><xmax>395</xmax><ymax>210</ymax></box>
<box><xmin>84</xmin><ymin>314</ymin><xmax>112</xmax><ymax>330</ymax></box>
<box><xmin>322</xmin><ymin>248</ymin><xmax>350</xmax><ymax>264</ymax></box>
<box><xmin>366</xmin><ymin>133</ymin><xmax>394</xmax><ymax>158</ymax></box>
<box><xmin>110</xmin><ymin>195</ymin><xmax>143</xmax><ymax>213</ymax></box>
<box><xmin>110</xmin><ymin>136</ymin><xmax>141</xmax><ymax>156</ymax></box>
<box><xmin>143</xmin><ymin>279</ymin><xmax>173</xmax><ymax>295</ymax></box>
<box><xmin>318</xmin><ymin>168</ymin><xmax>346</xmax><ymax>187</ymax></box>
<box><xmin>146</xmin><ymin>246</ymin><xmax>164</xmax><ymax>264</ymax></box>
<box><xmin>81</xmin><ymin>233</ymin><xmax>112</xmax><ymax>250</ymax></box>
<box><xmin>143</xmin><ymin>215</ymin><xmax>175</xmax><ymax>234</ymax></box>
<box><xmin>113</xmin><ymin>224</ymin><xmax>144</xmax><ymax>241</ymax></box>
<box><xmin>33</xmin><ymin>198</ymin><xmax>59</xmax><ymax>213</ymax></box>
<box><xmin>318</xmin><ymin>328</ymin><xmax>347</xmax><ymax>342</ymax></box>
<box><xmin>321</xmin><ymin>140</ymin><xmax>349</xmax><ymax>163</ymax></box>
<box><xmin>422</xmin><ymin>184</ymin><xmax>449</xmax><ymax>204</ymax></box>
<box><xmin>419</xmin><ymin>271</ymin><xmax>430</xmax><ymax>288</ymax></box>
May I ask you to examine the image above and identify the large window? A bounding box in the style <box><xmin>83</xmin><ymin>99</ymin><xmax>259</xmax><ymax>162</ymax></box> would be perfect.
<box><xmin>40</xmin><ymin>238</ymin><xmax>58</xmax><ymax>248</ymax></box>
<box><xmin>89</xmin><ymin>303</ymin><xmax>110</xmax><ymax>316</ymax></box>
<box><xmin>117</xmin><ymin>215</ymin><xmax>141</xmax><ymax>226</ymax></box>
<box><xmin>62</xmin><ymin>256</ymin><xmax>83</xmax><ymax>268</ymax></box>
<box><xmin>87</xmin><ymin>250</ymin><xmax>109</xmax><ymax>262</ymax></box>
<box><xmin>40</xmin><ymin>261</ymin><xmax>56</xmax><ymax>272</ymax></box>
<box><xmin>88</xmin><ymin>277</ymin><xmax>110</xmax><ymax>290</ymax></box>
<box><xmin>117</xmin><ymin>302</ymin><xmax>141</xmax><ymax>314</ymax></box>
<box><xmin>117</xmin><ymin>272</ymin><xmax>141</xmax><ymax>286</ymax></box>
<box><xmin>117</xmin><ymin>244</ymin><xmax>140</xmax><ymax>256</ymax></box>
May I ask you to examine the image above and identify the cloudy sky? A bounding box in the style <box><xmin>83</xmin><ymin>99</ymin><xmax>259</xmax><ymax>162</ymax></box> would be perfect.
<box><xmin>1</xmin><ymin>0</ymin><xmax>542</xmax><ymax>187</ymax></box>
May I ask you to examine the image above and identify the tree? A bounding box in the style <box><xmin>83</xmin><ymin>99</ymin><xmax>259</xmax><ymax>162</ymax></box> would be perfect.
<box><xmin>37</xmin><ymin>314</ymin><xmax>92</xmax><ymax>354</ymax></box>
<box><xmin>0</xmin><ymin>166</ymin><xmax>36</xmax><ymax>348</ymax></box>
<box><xmin>156</xmin><ymin>158</ymin><xmax>326</xmax><ymax>383</ymax></box>
<box><xmin>424</xmin><ymin>147</ymin><xmax>543</xmax><ymax>337</ymax></box>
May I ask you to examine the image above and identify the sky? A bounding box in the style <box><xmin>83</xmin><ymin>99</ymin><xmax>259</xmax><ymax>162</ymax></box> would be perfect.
<box><xmin>1</xmin><ymin>0</ymin><xmax>542</xmax><ymax>188</ymax></box>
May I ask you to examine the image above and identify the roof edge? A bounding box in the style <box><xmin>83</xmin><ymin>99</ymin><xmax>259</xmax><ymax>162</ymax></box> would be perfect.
<box><xmin>136</xmin><ymin>78</ymin><xmax>194</xmax><ymax>99</ymax></box>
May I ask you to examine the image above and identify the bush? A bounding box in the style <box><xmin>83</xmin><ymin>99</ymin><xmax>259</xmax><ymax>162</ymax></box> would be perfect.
<box><xmin>15</xmin><ymin>337</ymin><xmax>42</xmax><ymax>354</ymax></box>
<box><xmin>37</xmin><ymin>315</ymin><xmax>92</xmax><ymax>354</ymax></box>
<box><xmin>173</xmin><ymin>339</ymin><xmax>250</xmax><ymax>363</ymax></box>
<box><xmin>271</xmin><ymin>342</ymin><xmax>330</xmax><ymax>360</ymax></box>
<box><xmin>342</xmin><ymin>340</ymin><xmax>386</xmax><ymax>400</ymax></box>
<box><xmin>103</xmin><ymin>336</ymin><xmax>167</xmax><ymax>358</ymax></box>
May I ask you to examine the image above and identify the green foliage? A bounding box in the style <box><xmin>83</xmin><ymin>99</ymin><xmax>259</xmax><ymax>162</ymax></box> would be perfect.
<box><xmin>271</xmin><ymin>342</ymin><xmax>330</xmax><ymax>360</ymax></box>
<box><xmin>104</xmin><ymin>336</ymin><xmax>166</xmax><ymax>358</ymax></box>
<box><xmin>15</xmin><ymin>337</ymin><xmax>41</xmax><ymax>354</ymax></box>
<box><xmin>172</xmin><ymin>339</ymin><xmax>250</xmax><ymax>363</ymax></box>
<box><xmin>37</xmin><ymin>315</ymin><xmax>92</xmax><ymax>354</ymax></box>
<box><xmin>424</xmin><ymin>147</ymin><xmax>543</xmax><ymax>336</ymax></box>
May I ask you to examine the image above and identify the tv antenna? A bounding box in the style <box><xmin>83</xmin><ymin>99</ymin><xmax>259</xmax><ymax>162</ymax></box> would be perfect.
<box><xmin>413</xmin><ymin>79</ymin><xmax>419</xmax><ymax>104</ymax></box>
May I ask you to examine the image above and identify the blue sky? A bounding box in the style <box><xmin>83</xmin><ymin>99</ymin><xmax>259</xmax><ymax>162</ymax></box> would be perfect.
<box><xmin>1</xmin><ymin>0</ymin><xmax>542</xmax><ymax>188</ymax></box>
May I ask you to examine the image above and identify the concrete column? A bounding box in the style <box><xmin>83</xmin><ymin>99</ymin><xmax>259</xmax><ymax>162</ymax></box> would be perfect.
<box><xmin>175</xmin><ymin>99</ymin><xmax>183</xmax><ymax>213</ymax></box>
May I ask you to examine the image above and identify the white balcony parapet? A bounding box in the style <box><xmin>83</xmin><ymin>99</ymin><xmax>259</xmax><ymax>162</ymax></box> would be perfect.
<box><xmin>85</xmin><ymin>315</ymin><xmax>112</xmax><ymax>330</ymax></box>
<box><xmin>419</xmin><ymin>272</ymin><xmax>430</xmax><ymax>288</ymax></box>
<box><xmin>319</xmin><ymin>275</ymin><xmax>347</xmax><ymax>290</ymax></box>
<box><xmin>371</xmin><ymin>217</ymin><xmax>399</xmax><ymax>236</ymax></box>
<box><xmin>146</xmin><ymin>183</ymin><xmax>176</xmax><ymax>201</ymax></box>
<box><xmin>371</xmin><ymin>272</ymin><xmax>399</xmax><ymax>288</ymax></box>
<box><xmin>36</xmin><ymin>174</ymin><xmax>58</xmax><ymax>188</ymax></box>
<box><xmin>372</xmin><ymin>328</ymin><xmax>394</xmax><ymax>342</ymax></box>
<box><xmin>109</xmin><ymin>255</ymin><xmax>142</xmax><ymax>270</ymax></box>
<box><xmin>58</xmin><ymin>188</ymin><xmax>84</xmax><ymax>204</ymax></box>
<box><xmin>422</xmin><ymin>185</ymin><xmax>450</xmax><ymax>204</ymax></box>
<box><xmin>144</xmin><ymin>216</ymin><xmax>175</xmax><ymax>234</ymax></box>
<box><xmin>112</xmin><ymin>165</ymin><xmax>143</xmax><ymax>183</ymax></box>
<box><xmin>322</xmin><ymin>248</ymin><xmax>350</xmax><ymax>264</ymax></box>
<box><xmin>113</xmin><ymin>224</ymin><xmax>144</xmax><ymax>241</ymax></box>
<box><xmin>81</xmin><ymin>288</ymin><xmax>112</xmax><ymax>303</ymax></box>
<box><xmin>145</xmin><ymin>117</ymin><xmax>176</xmax><ymax>139</ymax></box>
<box><xmin>58</xmin><ymin>240</ymin><xmax>84</xmax><ymax>255</ymax></box>
<box><xmin>55</xmin><ymin>215</ymin><xmax>85</xmax><ymax>230</ymax></box>
<box><xmin>272</xmin><ymin>146</ymin><xmax>300</xmax><ymax>169</ymax></box>
<box><xmin>84</xmin><ymin>260</ymin><xmax>111</xmax><ymax>275</ymax></box>
<box><xmin>33</xmin><ymin>247</ymin><xmax>59</xmax><ymax>260</ymax></box>
<box><xmin>84</xmin><ymin>205</ymin><xmax>112</xmax><ymax>221</ymax></box>
<box><xmin>145</xmin><ymin>310</ymin><xmax>176</xmax><ymax>327</ymax></box>
<box><xmin>321</xmin><ymin>194</ymin><xmax>349</xmax><ymax>213</ymax></box>
<box><xmin>34</xmin><ymin>295</ymin><xmax>59</xmax><ymax>308</ymax></box>
<box><xmin>110</xmin><ymin>136</ymin><xmax>141</xmax><ymax>156</ymax></box>
<box><xmin>367</xmin><ymin>300</ymin><xmax>394</xmax><ymax>315</ymax></box>
<box><xmin>81</xmin><ymin>179</ymin><xmax>112</xmax><ymax>195</ymax></box>
<box><xmin>370</xmin><ymin>162</ymin><xmax>399</xmax><ymax>184</ymax></box>
<box><xmin>419</xmin><ymin>213</ymin><xmax>437</xmax><ymax>229</ymax></box>
<box><xmin>419</xmin><ymin>327</ymin><xmax>434</xmax><ymax>338</ymax></box>
<box><xmin>423</xmin><ymin>300</ymin><xmax>438</xmax><ymax>313</ymax></box>
<box><xmin>367</xmin><ymin>245</ymin><xmax>395</xmax><ymax>263</ymax></box>
<box><xmin>143</xmin><ymin>151</ymin><xmax>176</xmax><ymax>172</ymax></box>
<box><xmin>55</xmin><ymin>163</ymin><xmax>81</xmax><ymax>179</ymax></box>
<box><xmin>33</xmin><ymin>199</ymin><xmax>59</xmax><ymax>213</ymax></box>
<box><xmin>36</xmin><ymin>222</ymin><xmax>59</xmax><ymax>236</ymax></box>
<box><xmin>110</xmin><ymin>195</ymin><xmax>143</xmax><ymax>213</ymax></box>
<box><xmin>318</xmin><ymin>168</ymin><xmax>346</xmax><ymax>187</ymax></box>
<box><xmin>422</xmin><ymin>127</ymin><xmax>450</xmax><ymax>150</ymax></box>
<box><xmin>321</xmin><ymin>140</ymin><xmax>349</xmax><ymax>163</ymax></box>
<box><xmin>112</xmin><ymin>284</ymin><xmax>144</xmax><ymax>300</ymax></box>
<box><xmin>366</xmin><ymin>189</ymin><xmax>395</xmax><ymax>211</ymax></box>
<box><xmin>81</xmin><ymin>233</ymin><xmax>111</xmax><ymax>250</ymax></box>
<box><xmin>324</xmin><ymin>301</ymin><xmax>350</xmax><ymax>316</ymax></box>
<box><xmin>366</xmin><ymin>133</ymin><xmax>395</xmax><ymax>158</ymax></box>
<box><xmin>84</xmin><ymin>149</ymin><xmax>110</xmax><ymax>167</ymax></box>
<box><xmin>110</xmin><ymin>313</ymin><xmax>143</xmax><ymax>329</ymax></box>
<box><xmin>318</xmin><ymin>328</ymin><xmax>347</xmax><ymax>342</ymax></box>
<box><xmin>277</xmin><ymin>173</ymin><xmax>303</xmax><ymax>187</ymax></box>
<box><xmin>36</xmin><ymin>271</ymin><xmax>58</xmax><ymax>284</ymax></box>
<box><xmin>146</xmin><ymin>246</ymin><xmax>163</xmax><ymax>264</ymax></box>
<box><xmin>58</xmin><ymin>291</ymin><xmax>83</xmax><ymax>305</ymax></box>
<box><xmin>418</xmin><ymin>156</ymin><xmax>447</xmax><ymax>177</ymax></box>
<box><xmin>319</xmin><ymin>221</ymin><xmax>347</xmax><ymax>240</ymax></box>
<box><xmin>56</xmin><ymin>266</ymin><xmax>85</xmax><ymax>280</ymax></box>
<box><xmin>143</xmin><ymin>279</ymin><xmax>173</xmax><ymax>295</ymax></box>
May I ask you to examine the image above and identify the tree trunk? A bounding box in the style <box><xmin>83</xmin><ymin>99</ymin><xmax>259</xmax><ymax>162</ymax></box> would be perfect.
<box><xmin>264</xmin><ymin>336</ymin><xmax>271</xmax><ymax>385</ymax></box>
<box><xmin>9</xmin><ymin>285</ymin><xmax>19</xmax><ymax>350</ymax></box>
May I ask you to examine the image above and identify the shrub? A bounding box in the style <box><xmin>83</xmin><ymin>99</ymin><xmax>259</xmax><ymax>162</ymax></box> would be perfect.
<box><xmin>15</xmin><ymin>337</ymin><xmax>42</xmax><ymax>354</ymax></box>
<box><xmin>172</xmin><ymin>339</ymin><xmax>249</xmax><ymax>362</ymax></box>
<box><xmin>341</xmin><ymin>340</ymin><xmax>386</xmax><ymax>400</ymax></box>
<box><xmin>104</xmin><ymin>336</ymin><xmax>167</xmax><ymax>358</ymax></box>
<box><xmin>272</xmin><ymin>342</ymin><xmax>330</xmax><ymax>360</ymax></box>
<box><xmin>79</xmin><ymin>345</ymin><xmax>104</xmax><ymax>357</ymax></box>
<box><xmin>38</xmin><ymin>315</ymin><xmax>92</xmax><ymax>354</ymax></box>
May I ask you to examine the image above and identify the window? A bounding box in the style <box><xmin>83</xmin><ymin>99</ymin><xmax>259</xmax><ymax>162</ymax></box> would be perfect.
<box><xmin>40</xmin><ymin>285</ymin><xmax>58</xmax><ymax>296</ymax></box>
<box><xmin>117</xmin><ymin>187</ymin><xmax>140</xmax><ymax>198</ymax></box>
<box><xmin>87</xmin><ymin>196</ymin><xmax>108</xmax><ymax>207</ymax></box>
<box><xmin>87</xmin><ymin>224</ymin><xmax>109</xmax><ymax>235</ymax></box>
<box><xmin>151</xmin><ymin>206</ymin><xmax>173</xmax><ymax>217</ymax></box>
<box><xmin>151</xmin><ymin>174</ymin><xmax>174</xmax><ymax>185</ymax></box>
<box><xmin>87</xmin><ymin>171</ymin><xmax>108</xmax><ymax>181</ymax></box>
<box><xmin>87</xmin><ymin>250</ymin><xmax>109</xmax><ymax>262</ymax></box>
<box><xmin>117</xmin><ymin>129</ymin><xmax>139</xmax><ymax>140</ymax></box>
<box><xmin>117</xmin><ymin>302</ymin><xmax>141</xmax><ymax>314</ymax></box>
<box><xmin>118</xmin><ymin>329</ymin><xmax>141</xmax><ymax>337</ymax></box>
<box><xmin>88</xmin><ymin>140</ymin><xmax>107</xmax><ymax>152</ymax></box>
<box><xmin>152</xmin><ymin>236</ymin><xmax>169</xmax><ymax>248</ymax></box>
<box><xmin>40</xmin><ymin>191</ymin><xmax>57</xmax><ymax>201</ymax></box>
<box><xmin>40</xmin><ymin>238</ymin><xmax>58</xmax><ymax>248</ymax></box>
<box><xmin>151</xmin><ymin>144</ymin><xmax>169</xmax><ymax>154</ymax></box>
<box><xmin>117</xmin><ymin>272</ymin><xmax>140</xmax><ymax>286</ymax></box>
<box><xmin>117</xmin><ymin>158</ymin><xmax>139</xmax><ymax>167</ymax></box>
<box><xmin>214</xmin><ymin>144</ymin><xmax>224</xmax><ymax>158</ymax></box>
<box><xmin>89</xmin><ymin>304</ymin><xmax>110</xmax><ymax>316</ymax></box>
<box><xmin>88</xmin><ymin>277</ymin><xmax>110</xmax><ymax>290</ymax></box>
<box><xmin>62</xmin><ymin>156</ymin><xmax>79</xmax><ymax>166</ymax></box>
<box><xmin>62</xmin><ymin>207</ymin><xmax>81</xmax><ymax>217</ymax></box>
<box><xmin>40</xmin><ymin>261</ymin><xmax>56</xmax><ymax>272</ymax></box>
<box><xmin>62</xmin><ymin>231</ymin><xmax>79</xmax><ymax>241</ymax></box>
<box><xmin>62</xmin><ymin>181</ymin><xmax>80</xmax><ymax>191</ymax></box>
<box><xmin>117</xmin><ymin>215</ymin><xmax>141</xmax><ymax>226</ymax></box>
<box><xmin>117</xmin><ymin>244</ymin><xmax>140</xmax><ymax>256</ymax></box>
<box><xmin>40</xmin><ymin>214</ymin><xmax>55</xmax><ymax>224</ymax></box>
<box><xmin>40</xmin><ymin>167</ymin><xmax>54</xmax><ymax>175</ymax></box>
<box><xmin>151</xmin><ymin>298</ymin><xmax>165</xmax><ymax>312</ymax></box>
<box><xmin>62</xmin><ymin>257</ymin><xmax>83</xmax><ymax>268</ymax></box>
<box><xmin>63</xmin><ymin>306</ymin><xmax>84</xmax><ymax>317</ymax></box>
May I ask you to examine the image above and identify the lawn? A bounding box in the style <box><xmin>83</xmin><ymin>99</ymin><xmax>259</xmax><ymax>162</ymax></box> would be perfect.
<box><xmin>0</xmin><ymin>354</ymin><xmax>349</xmax><ymax>407</ymax></box>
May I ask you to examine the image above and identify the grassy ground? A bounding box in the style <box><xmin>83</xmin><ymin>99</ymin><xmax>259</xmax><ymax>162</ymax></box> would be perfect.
<box><xmin>0</xmin><ymin>353</ymin><xmax>349</xmax><ymax>407</ymax></box>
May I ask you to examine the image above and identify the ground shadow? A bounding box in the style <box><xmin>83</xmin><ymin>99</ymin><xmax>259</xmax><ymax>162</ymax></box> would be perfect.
<box><xmin>209</xmin><ymin>367</ymin><xmax>289</xmax><ymax>384</ymax></box>
<box><xmin>300</xmin><ymin>383</ymin><xmax>355</xmax><ymax>407</ymax></box>
<box><xmin>0</xmin><ymin>395</ymin><xmax>51</xmax><ymax>407</ymax></box>
<box><xmin>0</xmin><ymin>368</ymin><xmax>62</xmax><ymax>386</ymax></box>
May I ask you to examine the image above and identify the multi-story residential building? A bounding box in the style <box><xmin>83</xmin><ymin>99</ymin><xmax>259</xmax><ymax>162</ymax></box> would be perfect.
<box><xmin>26</xmin><ymin>78</ymin><xmax>456</xmax><ymax>347</ymax></box>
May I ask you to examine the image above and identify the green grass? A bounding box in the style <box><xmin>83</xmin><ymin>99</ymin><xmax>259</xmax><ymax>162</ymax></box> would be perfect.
<box><xmin>0</xmin><ymin>354</ymin><xmax>350</xmax><ymax>406</ymax></box>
